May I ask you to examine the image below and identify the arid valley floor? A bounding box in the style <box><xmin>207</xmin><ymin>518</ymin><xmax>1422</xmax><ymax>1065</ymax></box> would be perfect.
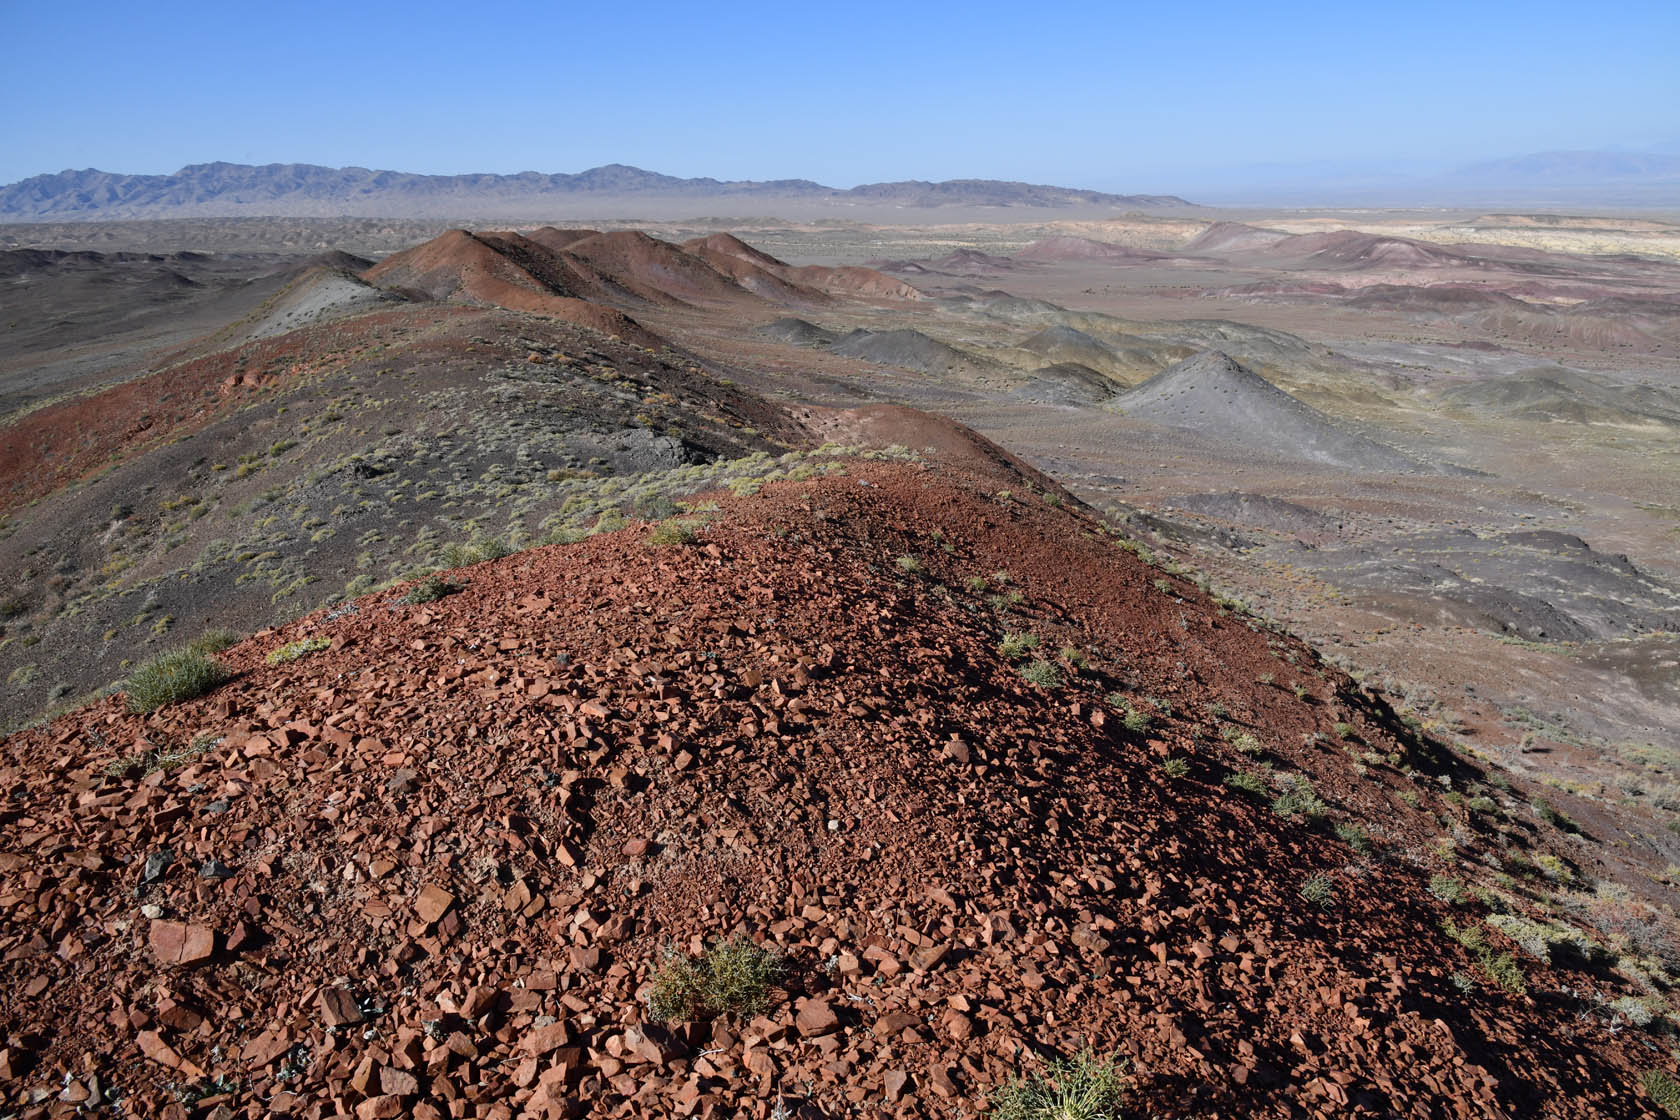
<box><xmin>3</xmin><ymin>204</ymin><xmax>1680</xmax><ymax>1117</ymax></box>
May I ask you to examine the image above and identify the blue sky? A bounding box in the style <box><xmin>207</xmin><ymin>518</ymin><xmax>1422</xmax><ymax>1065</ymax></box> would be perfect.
<box><xmin>2</xmin><ymin>0</ymin><xmax>1676</xmax><ymax>190</ymax></box>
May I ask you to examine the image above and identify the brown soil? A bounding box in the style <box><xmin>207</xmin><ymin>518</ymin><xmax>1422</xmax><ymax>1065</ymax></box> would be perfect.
<box><xmin>0</xmin><ymin>457</ymin><xmax>1660</xmax><ymax>1119</ymax></box>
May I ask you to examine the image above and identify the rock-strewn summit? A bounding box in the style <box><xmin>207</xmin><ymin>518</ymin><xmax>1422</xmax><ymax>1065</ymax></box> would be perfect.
<box><xmin>0</xmin><ymin>449</ymin><xmax>1661</xmax><ymax>1117</ymax></box>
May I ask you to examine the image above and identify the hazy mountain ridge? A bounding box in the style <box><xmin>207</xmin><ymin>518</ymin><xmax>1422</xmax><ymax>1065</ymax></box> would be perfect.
<box><xmin>1453</xmin><ymin>150</ymin><xmax>1680</xmax><ymax>183</ymax></box>
<box><xmin>0</xmin><ymin>162</ymin><xmax>1191</xmax><ymax>220</ymax></box>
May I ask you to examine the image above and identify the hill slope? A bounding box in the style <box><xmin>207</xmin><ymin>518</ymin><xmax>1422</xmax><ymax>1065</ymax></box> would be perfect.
<box><xmin>1114</xmin><ymin>352</ymin><xmax>1433</xmax><ymax>472</ymax></box>
<box><xmin>0</xmin><ymin>454</ymin><xmax>1668</xmax><ymax>1118</ymax></box>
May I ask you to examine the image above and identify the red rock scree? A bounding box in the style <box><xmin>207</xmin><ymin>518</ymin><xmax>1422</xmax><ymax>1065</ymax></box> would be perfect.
<box><xmin>0</xmin><ymin>459</ymin><xmax>1660</xmax><ymax>1118</ymax></box>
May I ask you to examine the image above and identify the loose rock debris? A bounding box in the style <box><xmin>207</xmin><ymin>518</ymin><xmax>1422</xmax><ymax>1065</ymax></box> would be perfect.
<box><xmin>0</xmin><ymin>457</ymin><xmax>1666</xmax><ymax>1118</ymax></box>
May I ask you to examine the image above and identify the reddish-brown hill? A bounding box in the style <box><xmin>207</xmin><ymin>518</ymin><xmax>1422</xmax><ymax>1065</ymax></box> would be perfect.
<box><xmin>0</xmin><ymin>450</ymin><xmax>1663</xmax><ymax>1119</ymax></box>
<box><xmin>559</xmin><ymin>231</ymin><xmax>769</xmax><ymax>307</ymax></box>
<box><xmin>686</xmin><ymin>233</ymin><xmax>926</xmax><ymax>302</ymax></box>
<box><xmin>519</xmin><ymin>227</ymin><xmax>603</xmax><ymax>253</ymax></box>
<box><xmin>363</xmin><ymin>231</ymin><xmax>668</xmax><ymax>349</ymax></box>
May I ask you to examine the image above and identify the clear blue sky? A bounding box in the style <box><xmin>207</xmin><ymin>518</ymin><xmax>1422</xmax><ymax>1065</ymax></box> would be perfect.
<box><xmin>3</xmin><ymin>0</ymin><xmax>1676</xmax><ymax>190</ymax></box>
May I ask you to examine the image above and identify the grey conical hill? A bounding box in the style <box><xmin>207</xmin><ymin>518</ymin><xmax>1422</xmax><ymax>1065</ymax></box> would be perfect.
<box><xmin>1116</xmin><ymin>351</ymin><xmax>1430</xmax><ymax>472</ymax></box>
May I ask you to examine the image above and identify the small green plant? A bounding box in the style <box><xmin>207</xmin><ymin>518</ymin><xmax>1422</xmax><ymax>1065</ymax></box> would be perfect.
<box><xmin>1335</xmin><ymin>821</ymin><xmax>1373</xmax><ymax>855</ymax></box>
<box><xmin>1611</xmin><ymin>996</ymin><xmax>1659</xmax><ymax>1029</ymax></box>
<box><xmin>1530</xmin><ymin>798</ymin><xmax>1580</xmax><ymax>834</ymax></box>
<box><xmin>266</xmin><ymin>636</ymin><xmax>331</xmax><ymax>665</ymax></box>
<box><xmin>1482</xmin><ymin>951</ymin><xmax>1526</xmax><ymax>995</ymax></box>
<box><xmin>1225</xmin><ymin>772</ymin><xmax>1266</xmax><ymax>797</ymax></box>
<box><xmin>124</xmin><ymin>649</ymin><xmax>230</xmax><ymax>714</ymax></box>
<box><xmin>1019</xmin><ymin>660</ymin><xmax>1063</xmax><ymax>689</ymax></box>
<box><xmin>1058</xmin><ymin>645</ymin><xmax>1087</xmax><ymax>669</ymax></box>
<box><xmin>965</xmin><ymin>575</ymin><xmax>990</xmax><ymax>593</ymax></box>
<box><xmin>403</xmin><ymin>575</ymin><xmax>462</xmax><ymax>604</ymax></box>
<box><xmin>1298</xmin><ymin>874</ymin><xmax>1335</xmax><ymax>909</ymax></box>
<box><xmin>989</xmin><ymin>1049</ymin><xmax>1128</xmax><ymax>1120</ymax></box>
<box><xmin>438</xmin><ymin>535</ymin><xmax>512</xmax><ymax>567</ymax></box>
<box><xmin>1121</xmin><ymin>708</ymin><xmax>1152</xmax><ymax>733</ymax></box>
<box><xmin>999</xmin><ymin>633</ymin><xmax>1040</xmax><ymax>660</ymax></box>
<box><xmin>1643</xmin><ymin>1070</ymin><xmax>1680</xmax><ymax>1119</ymax></box>
<box><xmin>1223</xmin><ymin>726</ymin><xmax>1264</xmax><ymax>757</ymax></box>
<box><xmin>895</xmin><ymin>554</ymin><xmax>923</xmax><ymax>574</ymax></box>
<box><xmin>648</xmin><ymin>520</ymin><xmax>700</xmax><ymax>547</ymax></box>
<box><xmin>1334</xmin><ymin>721</ymin><xmax>1356</xmax><ymax>741</ymax></box>
<box><xmin>104</xmin><ymin>733</ymin><xmax>219</xmax><ymax>779</ymax></box>
<box><xmin>1271</xmin><ymin>777</ymin><xmax>1328</xmax><ymax>822</ymax></box>
<box><xmin>1443</xmin><ymin>919</ymin><xmax>1526</xmax><ymax>995</ymax></box>
<box><xmin>1429</xmin><ymin>874</ymin><xmax>1466</xmax><ymax>904</ymax></box>
<box><xmin>186</xmin><ymin>628</ymin><xmax>240</xmax><ymax>656</ymax></box>
<box><xmin>1160</xmin><ymin>756</ymin><xmax>1189</xmax><ymax>778</ymax></box>
<box><xmin>646</xmin><ymin>935</ymin><xmax>782</xmax><ymax>1022</ymax></box>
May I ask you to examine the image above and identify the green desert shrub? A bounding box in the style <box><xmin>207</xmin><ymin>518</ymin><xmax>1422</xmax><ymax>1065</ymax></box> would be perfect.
<box><xmin>125</xmin><ymin>649</ymin><xmax>230</xmax><ymax>713</ymax></box>
<box><xmin>999</xmin><ymin>632</ymin><xmax>1040</xmax><ymax>660</ymax></box>
<box><xmin>648</xmin><ymin>519</ymin><xmax>701</xmax><ymax>547</ymax></box>
<box><xmin>1335</xmin><ymin>821</ymin><xmax>1374</xmax><ymax>855</ymax></box>
<box><xmin>1271</xmin><ymin>776</ymin><xmax>1328</xmax><ymax>821</ymax></box>
<box><xmin>403</xmin><ymin>575</ymin><xmax>462</xmax><ymax>604</ymax></box>
<box><xmin>989</xmin><ymin>1049</ymin><xmax>1127</xmax><ymax>1120</ymax></box>
<box><xmin>1429</xmin><ymin>874</ymin><xmax>1466</xmax><ymax>904</ymax></box>
<box><xmin>1643</xmin><ymin>1070</ymin><xmax>1680</xmax><ymax>1119</ymax></box>
<box><xmin>1298</xmin><ymin>874</ymin><xmax>1335</xmax><ymax>909</ymax></box>
<box><xmin>185</xmin><ymin>628</ymin><xmax>240</xmax><ymax>656</ymax></box>
<box><xmin>1019</xmin><ymin>659</ymin><xmax>1062</xmax><ymax>689</ymax></box>
<box><xmin>265</xmin><ymin>636</ymin><xmax>330</xmax><ymax>665</ymax></box>
<box><xmin>646</xmin><ymin>935</ymin><xmax>782</xmax><ymax>1022</ymax></box>
<box><xmin>1225</xmin><ymin>771</ymin><xmax>1267</xmax><ymax>797</ymax></box>
<box><xmin>434</xmin><ymin>535</ymin><xmax>512</xmax><ymax>569</ymax></box>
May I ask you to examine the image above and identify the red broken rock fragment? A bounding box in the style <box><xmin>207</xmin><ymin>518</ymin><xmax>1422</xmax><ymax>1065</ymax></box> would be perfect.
<box><xmin>319</xmin><ymin>985</ymin><xmax>364</xmax><ymax>1027</ymax></box>
<box><xmin>147</xmin><ymin>920</ymin><xmax>214</xmax><ymax>965</ymax></box>
<box><xmin>414</xmin><ymin>883</ymin><xmax>455</xmax><ymax>924</ymax></box>
<box><xmin>136</xmin><ymin>1030</ymin><xmax>181</xmax><ymax>1068</ymax></box>
<box><xmin>795</xmin><ymin>998</ymin><xmax>841</xmax><ymax>1036</ymax></box>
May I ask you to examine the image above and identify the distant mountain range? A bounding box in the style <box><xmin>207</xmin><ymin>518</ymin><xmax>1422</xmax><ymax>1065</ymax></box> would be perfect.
<box><xmin>1189</xmin><ymin>148</ymin><xmax>1680</xmax><ymax>208</ymax></box>
<box><xmin>0</xmin><ymin>162</ymin><xmax>1192</xmax><ymax>220</ymax></box>
<box><xmin>1451</xmin><ymin>150</ymin><xmax>1680</xmax><ymax>184</ymax></box>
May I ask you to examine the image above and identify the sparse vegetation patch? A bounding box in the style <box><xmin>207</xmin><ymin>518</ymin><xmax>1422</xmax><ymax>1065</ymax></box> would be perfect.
<box><xmin>989</xmin><ymin>1049</ymin><xmax>1128</xmax><ymax>1120</ymax></box>
<box><xmin>124</xmin><ymin>649</ymin><xmax>230</xmax><ymax>713</ymax></box>
<box><xmin>646</xmin><ymin>935</ymin><xmax>782</xmax><ymax>1022</ymax></box>
<box><xmin>266</xmin><ymin>636</ymin><xmax>331</xmax><ymax>665</ymax></box>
